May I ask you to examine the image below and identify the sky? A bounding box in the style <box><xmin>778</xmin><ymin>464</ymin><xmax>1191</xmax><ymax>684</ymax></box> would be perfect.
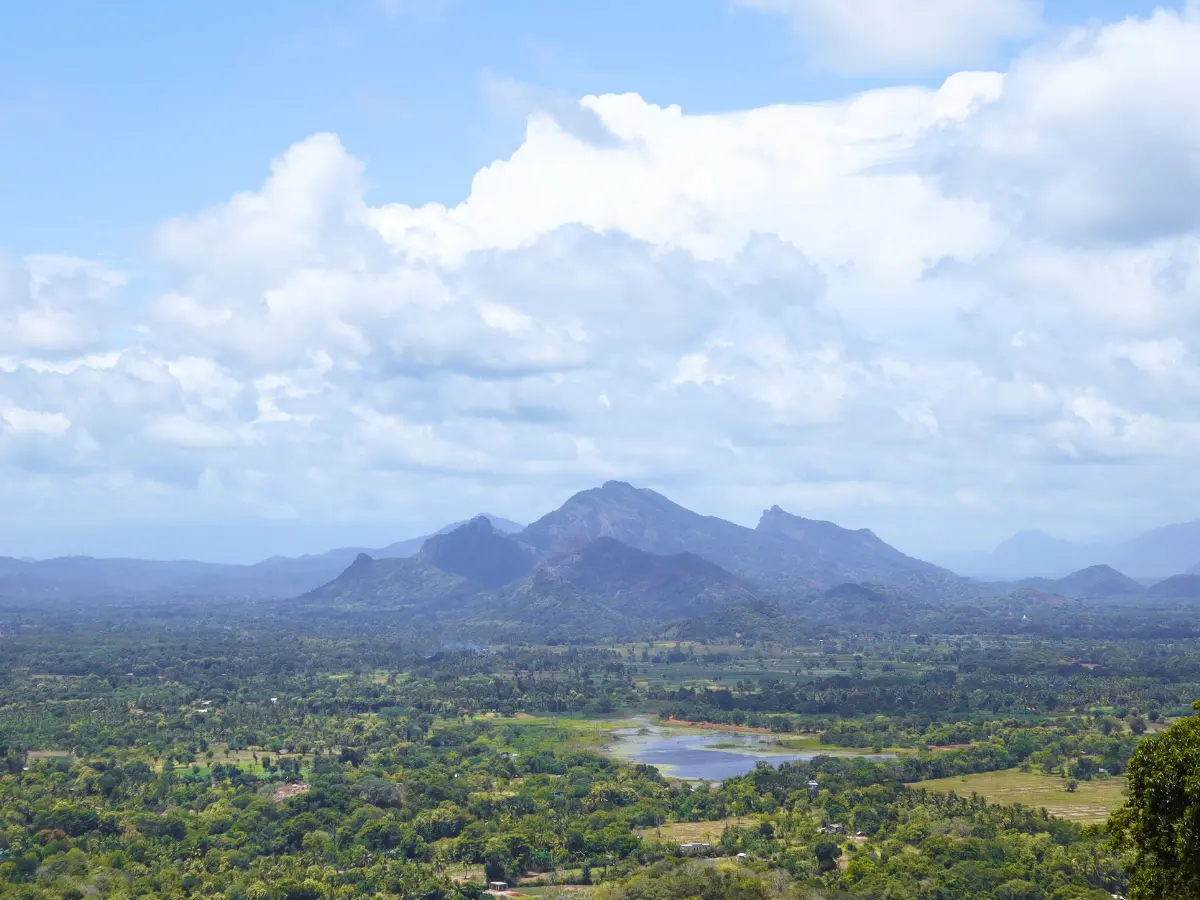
<box><xmin>2</xmin><ymin>0</ymin><xmax>1199</xmax><ymax>563</ymax></box>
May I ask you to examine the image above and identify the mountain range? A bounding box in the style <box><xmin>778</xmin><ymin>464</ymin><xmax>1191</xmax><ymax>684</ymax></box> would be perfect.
<box><xmin>4</xmin><ymin>482</ymin><xmax>1199</xmax><ymax>641</ymax></box>
<box><xmin>943</xmin><ymin>520</ymin><xmax>1200</xmax><ymax>580</ymax></box>
<box><xmin>295</xmin><ymin>509</ymin><xmax>764</xmax><ymax>639</ymax></box>
<box><xmin>0</xmin><ymin>515</ymin><xmax>522</xmax><ymax>603</ymax></box>
<box><xmin>521</xmin><ymin>481</ymin><xmax>971</xmax><ymax>597</ymax></box>
<box><xmin>291</xmin><ymin>481</ymin><xmax>991</xmax><ymax>639</ymax></box>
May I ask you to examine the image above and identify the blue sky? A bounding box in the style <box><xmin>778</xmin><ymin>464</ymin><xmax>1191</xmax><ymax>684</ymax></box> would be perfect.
<box><xmin>2</xmin><ymin>1</ymin><xmax>1200</xmax><ymax>562</ymax></box>
<box><xmin>1</xmin><ymin>0</ymin><xmax>1167</xmax><ymax>255</ymax></box>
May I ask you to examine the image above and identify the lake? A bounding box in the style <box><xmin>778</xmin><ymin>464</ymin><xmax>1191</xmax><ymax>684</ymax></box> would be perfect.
<box><xmin>605</xmin><ymin>722</ymin><xmax>896</xmax><ymax>781</ymax></box>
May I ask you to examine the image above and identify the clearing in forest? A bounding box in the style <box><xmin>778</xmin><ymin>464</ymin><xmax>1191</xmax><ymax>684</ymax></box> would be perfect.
<box><xmin>636</xmin><ymin>817</ymin><xmax>759</xmax><ymax>842</ymax></box>
<box><xmin>917</xmin><ymin>768</ymin><xmax>1127</xmax><ymax>824</ymax></box>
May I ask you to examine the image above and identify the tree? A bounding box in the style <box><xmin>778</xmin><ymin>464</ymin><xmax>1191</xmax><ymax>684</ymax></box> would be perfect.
<box><xmin>359</xmin><ymin>775</ymin><xmax>402</xmax><ymax>808</ymax></box>
<box><xmin>813</xmin><ymin>840</ymin><xmax>841</xmax><ymax>873</ymax></box>
<box><xmin>1110</xmin><ymin>704</ymin><xmax>1200</xmax><ymax>899</ymax></box>
<box><xmin>484</xmin><ymin>843</ymin><xmax>515</xmax><ymax>885</ymax></box>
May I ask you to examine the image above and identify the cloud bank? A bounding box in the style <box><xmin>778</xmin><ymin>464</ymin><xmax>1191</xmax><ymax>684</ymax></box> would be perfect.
<box><xmin>3</xmin><ymin>8</ymin><xmax>1200</xmax><ymax>559</ymax></box>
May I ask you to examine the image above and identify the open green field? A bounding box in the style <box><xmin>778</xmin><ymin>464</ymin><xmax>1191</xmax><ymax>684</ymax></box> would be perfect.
<box><xmin>918</xmin><ymin>768</ymin><xmax>1127</xmax><ymax>823</ymax></box>
<box><xmin>474</xmin><ymin>712</ymin><xmax>642</xmax><ymax>749</ymax></box>
<box><xmin>636</xmin><ymin>817</ymin><xmax>758</xmax><ymax>842</ymax></box>
<box><xmin>517</xmin><ymin>883</ymin><xmax>600</xmax><ymax>896</ymax></box>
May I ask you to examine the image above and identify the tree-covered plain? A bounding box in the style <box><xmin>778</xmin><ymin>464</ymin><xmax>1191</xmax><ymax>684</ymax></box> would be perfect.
<box><xmin>4</xmin><ymin>595</ymin><xmax>1197</xmax><ymax>898</ymax></box>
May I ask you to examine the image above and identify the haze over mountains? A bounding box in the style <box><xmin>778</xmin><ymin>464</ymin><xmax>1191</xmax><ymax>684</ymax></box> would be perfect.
<box><xmin>2</xmin><ymin>482</ymin><xmax>1198</xmax><ymax>636</ymax></box>
<box><xmin>1004</xmin><ymin>565</ymin><xmax>1147</xmax><ymax>601</ymax></box>
<box><xmin>0</xmin><ymin>515</ymin><xmax>522</xmax><ymax>603</ymax></box>
<box><xmin>942</xmin><ymin>520</ymin><xmax>1200</xmax><ymax>580</ymax></box>
<box><xmin>290</xmin><ymin>481</ymin><xmax>1200</xmax><ymax>640</ymax></box>
<box><xmin>297</xmin><ymin>481</ymin><xmax>978</xmax><ymax>640</ymax></box>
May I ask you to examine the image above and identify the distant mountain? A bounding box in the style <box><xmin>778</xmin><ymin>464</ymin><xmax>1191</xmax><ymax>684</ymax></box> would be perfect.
<box><xmin>797</xmin><ymin>581</ymin><xmax>941</xmax><ymax>630</ymax></box>
<box><xmin>420</xmin><ymin>517</ymin><xmax>536</xmax><ymax>588</ymax></box>
<box><xmin>756</xmin><ymin>506</ymin><xmax>968</xmax><ymax>597</ymax></box>
<box><xmin>275</xmin><ymin>513</ymin><xmax>525</xmax><ymax>571</ymax></box>
<box><xmin>953</xmin><ymin>519</ymin><xmax>1200</xmax><ymax>580</ymax></box>
<box><xmin>1109</xmin><ymin>520</ymin><xmax>1200</xmax><ymax>578</ymax></box>
<box><xmin>1191</xmin><ymin>561</ymin><xmax>1200</xmax><ymax>575</ymax></box>
<box><xmin>295</xmin><ymin>552</ymin><xmax>483</xmax><ymax>614</ymax></box>
<box><xmin>528</xmin><ymin>537</ymin><xmax>758</xmax><ymax>621</ymax></box>
<box><xmin>302</xmin><ymin>517</ymin><xmax>761</xmax><ymax>640</ymax></box>
<box><xmin>2</xmin><ymin>481</ymin><xmax>979</xmax><ymax>613</ymax></box>
<box><xmin>520</xmin><ymin>481</ymin><xmax>977</xmax><ymax>600</ymax></box>
<box><xmin>295</xmin><ymin>517</ymin><xmax>534</xmax><ymax>612</ymax></box>
<box><xmin>521</xmin><ymin>480</ymin><xmax>774</xmax><ymax>571</ymax></box>
<box><xmin>952</xmin><ymin>531</ymin><xmax>1092</xmax><ymax>579</ymax></box>
<box><xmin>1048</xmin><ymin>565</ymin><xmax>1144</xmax><ymax>600</ymax></box>
<box><xmin>0</xmin><ymin>555</ymin><xmax>240</xmax><ymax>601</ymax></box>
<box><xmin>0</xmin><ymin>514</ymin><xmax>524</xmax><ymax>604</ymax></box>
<box><xmin>996</xmin><ymin>565</ymin><xmax>1144</xmax><ymax>600</ymax></box>
<box><xmin>481</xmin><ymin>540</ymin><xmax>759</xmax><ymax>641</ymax></box>
<box><xmin>1147</xmin><ymin>574</ymin><xmax>1200</xmax><ymax>599</ymax></box>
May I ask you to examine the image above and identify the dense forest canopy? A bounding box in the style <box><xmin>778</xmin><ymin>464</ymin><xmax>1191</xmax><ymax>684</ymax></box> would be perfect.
<box><xmin>3</xmin><ymin>583</ymin><xmax>1199</xmax><ymax>900</ymax></box>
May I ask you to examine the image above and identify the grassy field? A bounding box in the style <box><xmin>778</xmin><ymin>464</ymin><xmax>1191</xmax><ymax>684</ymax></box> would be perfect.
<box><xmin>918</xmin><ymin>769</ymin><xmax>1127</xmax><ymax>824</ymax></box>
<box><xmin>636</xmin><ymin>817</ymin><xmax>758</xmax><ymax>842</ymax></box>
<box><xmin>149</xmin><ymin>744</ymin><xmax>314</xmax><ymax>775</ymax></box>
<box><xmin>473</xmin><ymin>713</ymin><xmax>644</xmax><ymax>749</ymax></box>
<box><xmin>770</xmin><ymin>735</ymin><xmax>917</xmax><ymax>756</ymax></box>
<box><xmin>518</xmin><ymin>885</ymin><xmax>598</xmax><ymax>897</ymax></box>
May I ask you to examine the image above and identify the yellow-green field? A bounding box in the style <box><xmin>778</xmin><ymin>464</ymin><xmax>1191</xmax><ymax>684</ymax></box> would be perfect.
<box><xmin>25</xmin><ymin>750</ymin><xmax>74</xmax><ymax>760</ymax></box>
<box><xmin>918</xmin><ymin>769</ymin><xmax>1127</xmax><ymax>823</ymax></box>
<box><xmin>635</xmin><ymin>817</ymin><xmax>758</xmax><ymax>842</ymax></box>
<box><xmin>518</xmin><ymin>886</ymin><xmax>599</xmax><ymax>897</ymax></box>
<box><xmin>149</xmin><ymin>744</ymin><xmax>314</xmax><ymax>774</ymax></box>
<box><xmin>472</xmin><ymin>713</ymin><xmax>642</xmax><ymax>748</ymax></box>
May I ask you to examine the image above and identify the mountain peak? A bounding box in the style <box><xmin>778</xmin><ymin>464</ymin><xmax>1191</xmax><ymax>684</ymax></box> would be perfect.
<box><xmin>518</xmin><ymin>483</ymin><xmax>964</xmax><ymax>597</ymax></box>
<box><xmin>421</xmin><ymin>519</ymin><xmax>534</xmax><ymax>588</ymax></box>
<box><xmin>433</xmin><ymin>514</ymin><xmax>524</xmax><ymax>537</ymax></box>
<box><xmin>1051</xmin><ymin>564</ymin><xmax>1144</xmax><ymax>599</ymax></box>
<box><xmin>600</xmin><ymin>480</ymin><xmax>639</xmax><ymax>492</ymax></box>
<box><xmin>757</xmin><ymin>505</ymin><xmax>876</xmax><ymax>541</ymax></box>
<box><xmin>337</xmin><ymin>553</ymin><xmax>375</xmax><ymax>578</ymax></box>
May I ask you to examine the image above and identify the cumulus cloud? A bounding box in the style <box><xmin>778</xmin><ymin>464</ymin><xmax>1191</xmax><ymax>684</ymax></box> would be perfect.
<box><xmin>735</xmin><ymin>0</ymin><xmax>1042</xmax><ymax>74</ymax></box>
<box><xmin>0</xmin><ymin>255</ymin><xmax>125</xmax><ymax>355</ymax></box>
<box><xmin>928</xmin><ymin>8</ymin><xmax>1200</xmax><ymax>245</ymax></box>
<box><xmin>3</xmin><ymin>6</ymin><xmax>1200</xmax><ymax>558</ymax></box>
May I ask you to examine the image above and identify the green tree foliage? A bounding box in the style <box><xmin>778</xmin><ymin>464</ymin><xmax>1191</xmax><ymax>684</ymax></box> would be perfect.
<box><xmin>1110</xmin><ymin>703</ymin><xmax>1200</xmax><ymax>899</ymax></box>
<box><xmin>0</xmin><ymin>609</ymin><xmax>1168</xmax><ymax>897</ymax></box>
<box><xmin>813</xmin><ymin>839</ymin><xmax>841</xmax><ymax>873</ymax></box>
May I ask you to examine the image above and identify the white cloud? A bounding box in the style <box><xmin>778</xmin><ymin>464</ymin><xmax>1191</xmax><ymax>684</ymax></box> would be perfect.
<box><xmin>928</xmin><ymin>8</ymin><xmax>1200</xmax><ymax>245</ymax></box>
<box><xmin>0</xmin><ymin>405</ymin><xmax>71</xmax><ymax>437</ymax></box>
<box><xmin>735</xmin><ymin>0</ymin><xmax>1042</xmax><ymax>74</ymax></box>
<box><xmin>0</xmin><ymin>254</ymin><xmax>125</xmax><ymax>355</ymax></box>
<box><xmin>5</xmin><ymin>7</ymin><xmax>1200</xmax><ymax>558</ymax></box>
